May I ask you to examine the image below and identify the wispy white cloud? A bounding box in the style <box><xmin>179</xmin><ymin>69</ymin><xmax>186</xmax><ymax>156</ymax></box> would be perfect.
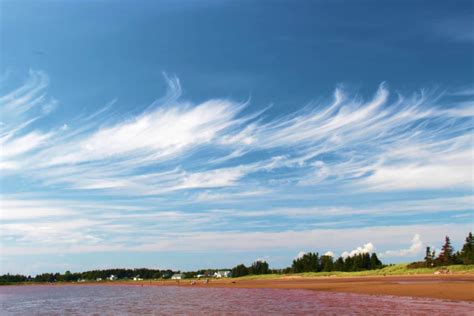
<box><xmin>202</xmin><ymin>195</ymin><xmax>473</xmax><ymax>218</ymax></box>
<box><xmin>434</xmin><ymin>15</ymin><xmax>474</xmax><ymax>42</ymax></box>
<box><xmin>195</xmin><ymin>189</ymin><xmax>272</xmax><ymax>202</ymax></box>
<box><xmin>449</xmin><ymin>85</ymin><xmax>474</xmax><ymax>97</ymax></box>
<box><xmin>0</xmin><ymin>199</ymin><xmax>75</xmax><ymax>220</ymax></box>
<box><xmin>1</xmin><ymin>71</ymin><xmax>473</xmax><ymax>266</ymax></box>
<box><xmin>2</xmin><ymin>71</ymin><xmax>472</xmax><ymax>195</ymax></box>
<box><xmin>1</xmin><ymin>131</ymin><xmax>52</xmax><ymax>160</ymax></box>
<box><xmin>175</xmin><ymin>167</ymin><xmax>247</xmax><ymax>190</ymax></box>
<box><xmin>0</xmin><ymin>70</ymin><xmax>50</xmax><ymax>117</ymax></box>
<box><xmin>357</xmin><ymin>136</ymin><xmax>473</xmax><ymax>191</ymax></box>
<box><xmin>2</xmin><ymin>222</ymin><xmax>470</xmax><ymax>257</ymax></box>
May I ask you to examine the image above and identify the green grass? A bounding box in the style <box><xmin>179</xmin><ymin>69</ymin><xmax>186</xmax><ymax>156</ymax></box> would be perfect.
<box><xmin>234</xmin><ymin>264</ymin><xmax>474</xmax><ymax>280</ymax></box>
<box><xmin>4</xmin><ymin>264</ymin><xmax>473</xmax><ymax>285</ymax></box>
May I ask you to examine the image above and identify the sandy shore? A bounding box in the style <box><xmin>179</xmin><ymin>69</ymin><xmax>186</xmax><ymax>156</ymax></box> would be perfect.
<box><xmin>217</xmin><ymin>275</ymin><xmax>474</xmax><ymax>301</ymax></box>
<box><xmin>118</xmin><ymin>274</ymin><xmax>474</xmax><ymax>302</ymax></box>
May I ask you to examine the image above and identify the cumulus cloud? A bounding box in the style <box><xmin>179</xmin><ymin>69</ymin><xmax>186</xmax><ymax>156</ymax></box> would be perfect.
<box><xmin>381</xmin><ymin>234</ymin><xmax>424</xmax><ymax>258</ymax></box>
<box><xmin>341</xmin><ymin>242</ymin><xmax>375</xmax><ymax>258</ymax></box>
<box><xmin>296</xmin><ymin>251</ymin><xmax>307</xmax><ymax>259</ymax></box>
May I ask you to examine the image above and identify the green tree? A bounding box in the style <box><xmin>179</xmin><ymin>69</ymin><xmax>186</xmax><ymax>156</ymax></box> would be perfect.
<box><xmin>249</xmin><ymin>260</ymin><xmax>269</xmax><ymax>275</ymax></box>
<box><xmin>334</xmin><ymin>257</ymin><xmax>345</xmax><ymax>271</ymax></box>
<box><xmin>292</xmin><ymin>252</ymin><xmax>319</xmax><ymax>273</ymax></box>
<box><xmin>63</xmin><ymin>270</ymin><xmax>77</xmax><ymax>282</ymax></box>
<box><xmin>424</xmin><ymin>247</ymin><xmax>433</xmax><ymax>267</ymax></box>
<box><xmin>437</xmin><ymin>236</ymin><xmax>454</xmax><ymax>265</ymax></box>
<box><xmin>361</xmin><ymin>253</ymin><xmax>371</xmax><ymax>270</ymax></box>
<box><xmin>0</xmin><ymin>274</ymin><xmax>28</xmax><ymax>284</ymax></box>
<box><xmin>369</xmin><ymin>253</ymin><xmax>382</xmax><ymax>269</ymax></box>
<box><xmin>320</xmin><ymin>255</ymin><xmax>334</xmax><ymax>272</ymax></box>
<box><xmin>231</xmin><ymin>264</ymin><xmax>249</xmax><ymax>277</ymax></box>
<box><xmin>182</xmin><ymin>272</ymin><xmax>195</xmax><ymax>279</ymax></box>
<box><xmin>343</xmin><ymin>256</ymin><xmax>354</xmax><ymax>271</ymax></box>
<box><xmin>459</xmin><ymin>232</ymin><xmax>474</xmax><ymax>264</ymax></box>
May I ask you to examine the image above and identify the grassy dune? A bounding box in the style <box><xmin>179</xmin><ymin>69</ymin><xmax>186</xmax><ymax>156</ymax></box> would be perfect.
<box><xmin>234</xmin><ymin>264</ymin><xmax>474</xmax><ymax>280</ymax></box>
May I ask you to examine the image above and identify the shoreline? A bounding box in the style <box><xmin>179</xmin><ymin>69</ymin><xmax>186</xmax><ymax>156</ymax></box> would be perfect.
<box><xmin>7</xmin><ymin>274</ymin><xmax>474</xmax><ymax>302</ymax></box>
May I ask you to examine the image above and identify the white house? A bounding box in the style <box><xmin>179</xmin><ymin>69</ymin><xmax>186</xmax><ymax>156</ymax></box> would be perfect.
<box><xmin>133</xmin><ymin>275</ymin><xmax>143</xmax><ymax>281</ymax></box>
<box><xmin>108</xmin><ymin>275</ymin><xmax>118</xmax><ymax>281</ymax></box>
<box><xmin>213</xmin><ymin>271</ymin><xmax>231</xmax><ymax>278</ymax></box>
<box><xmin>171</xmin><ymin>273</ymin><xmax>183</xmax><ymax>280</ymax></box>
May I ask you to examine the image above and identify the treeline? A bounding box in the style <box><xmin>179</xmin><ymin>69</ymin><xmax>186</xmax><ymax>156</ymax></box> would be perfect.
<box><xmin>0</xmin><ymin>268</ymin><xmax>175</xmax><ymax>284</ymax></box>
<box><xmin>231</xmin><ymin>260</ymin><xmax>271</xmax><ymax>277</ymax></box>
<box><xmin>180</xmin><ymin>269</ymin><xmax>231</xmax><ymax>279</ymax></box>
<box><xmin>409</xmin><ymin>232</ymin><xmax>474</xmax><ymax>269</ymax></box>
<box><xmin>3</xmin><ymin>233</ymin><xmax>472</xmax><ymax>284</ymax></box>
<box><xmin>290</xmin><ymin>252</ymin><xmax>383</xmax><ymax>273</ymax></box>
<box><xmin>0</xmin><ymin>254</ymin><xmax>384</xmax><ymax>283</ymax></box>
<box><xmin>0</xmin><ymin>268</ymin><xmax>237</xmax><ymax>284</ymax></box>
<box><xmin>231</xmin><ymin>252</ymin><xmax>383</xmax><ymax>277</ymax></box>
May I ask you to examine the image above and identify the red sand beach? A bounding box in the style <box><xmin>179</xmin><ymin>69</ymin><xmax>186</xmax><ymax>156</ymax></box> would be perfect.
<box><xmin>74</xmin><ymin>274</ymin><xmax>474</xmax><ymax>302</ymax></box>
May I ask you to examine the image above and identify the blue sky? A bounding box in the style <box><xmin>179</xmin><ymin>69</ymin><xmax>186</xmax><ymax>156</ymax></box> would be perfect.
<box><xmin>0</xmin><ymin>0</ymin><xmax>473</xmax><ymax>275</ymax></box>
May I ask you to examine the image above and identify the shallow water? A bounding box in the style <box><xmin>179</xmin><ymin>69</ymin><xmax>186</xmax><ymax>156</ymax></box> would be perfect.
<box><xmin>1</xmin><ymin>285</ymin><xmax>472</xmax><ymax>315</ymax></box>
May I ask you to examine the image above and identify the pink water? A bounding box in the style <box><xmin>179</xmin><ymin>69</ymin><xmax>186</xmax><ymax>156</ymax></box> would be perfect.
<box><xmin>1</xmin><ymin>285</ymin><xmax>472</xmax><ymax>315</ymax></box>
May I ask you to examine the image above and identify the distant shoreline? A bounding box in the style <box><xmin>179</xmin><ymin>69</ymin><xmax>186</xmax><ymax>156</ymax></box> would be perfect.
<box><xmin>5</xmin><ymin>273</ymin><xmax>474</xmax><ymax>302</ymax></box>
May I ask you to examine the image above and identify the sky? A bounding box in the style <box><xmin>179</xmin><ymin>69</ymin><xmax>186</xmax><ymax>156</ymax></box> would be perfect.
<box><xmin>0</xmin><ymin>0</ymin><xmax>473</xmax><ymax>275</ymax></box>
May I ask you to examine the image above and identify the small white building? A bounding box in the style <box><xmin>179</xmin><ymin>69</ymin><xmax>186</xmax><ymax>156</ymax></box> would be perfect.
<box><xmin>96</xmin><ymin>278</ymin><xmax>102</xmax><ymax>281</ymax></box>
<box><xmin>213</xmin><ymin>271</ymin><xmax>231</xmax><ymax>278</ymax></box>
<box><xmin>171</xmin><ymin>273</ymin><xmax>183</xmax><ymax>280</ymax></box>
<box><xmin>133</xmin><ymin>275</ymin><xmax>143</xmax><ymax>281</ymax></box>
<box><xmin>108</xmin><ymin>275</ymin><xmax>118</xmax><ymax>281</ymax></box>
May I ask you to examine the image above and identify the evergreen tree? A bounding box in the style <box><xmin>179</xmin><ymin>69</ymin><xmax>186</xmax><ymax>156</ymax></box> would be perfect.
<box><xmin>424</xmin><ymin>246</ymin><xmax>433</xmax><ymax>267</ymax></box>
<box><xmin>292</xmin><ymin>252</ymin><xmax>319</xmax><ymax>273</ymax></box>
<box><xmin>369</xmin><ymin>253</ymin><xmax>382</xmax><ymax>269</ymax></box>
<box><xmin>437</xmin><ymin>236</ymin><xmax>454</xmax><ymax>265</ymax></box>
<box><xmin>334</xmin><ymin>257</ymin><xmax>345</xmax><ymax>271</ymax></box>
<box><xmin>320</xmin><ymin>255</ymin><xmax>334</xmax><ymax>272</ymax></box>
<box><xmin>231</xmin><ymin>264</ymin><xmax>249</xmax><ymax>277</ymax></box>
<box><xmin>459</xmin><ymin>232</ymin><xmax>474</xmax><ymax>264</ymax></box>
<box><xmin>249</xmin><ymin>260</ymin><xmax>269</xmax><ymax>275</ymax></box>
<box><xmin>344</xmin><ymin>256</ymin><xmax>354</xmax><ymax>271</ymax></box>
<box><xmin>361</xmin><ymin>253</ymin><xmax>371</xmax><ymax>270</ymax></box>
<box><xmin>63</xmin><ymin>270</ymin><xmax>77</xmax><ymax>282</ymax></box>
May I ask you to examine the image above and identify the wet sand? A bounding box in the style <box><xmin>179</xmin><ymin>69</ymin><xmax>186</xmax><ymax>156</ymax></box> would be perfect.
<box><xmin>27</xmin><ymin>274</ymin><xmax>474</xmax><ymax>302</ymax></box>
<box><xmin>139</xmin><ymin>274</ymin><xmax>474</xmax><ymax>302</ymax></box>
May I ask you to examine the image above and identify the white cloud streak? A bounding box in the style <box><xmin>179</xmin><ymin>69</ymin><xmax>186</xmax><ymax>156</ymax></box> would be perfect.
<box><xmin>2</xmin><ymin>222</ymin><xmax>470</xmax><ymax>257</ymax></box>
<box><xmin>2</xmin><ymin>71</ymin><xmax>472</xmax><ymax>195</ymax></box>
<box><xmin>1</xmin><ymin>71</ymin><xmax>473</xmax><ymax>265</ymax></box>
